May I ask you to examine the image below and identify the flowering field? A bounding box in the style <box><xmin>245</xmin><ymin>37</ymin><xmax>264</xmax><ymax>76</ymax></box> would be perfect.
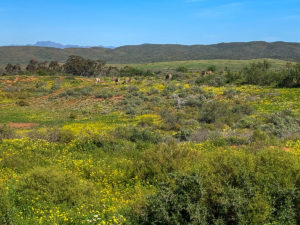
<box><xmin>0</xmin><ymin>70</ymin><xmax>300</xmax><ymax>224</ymax></box>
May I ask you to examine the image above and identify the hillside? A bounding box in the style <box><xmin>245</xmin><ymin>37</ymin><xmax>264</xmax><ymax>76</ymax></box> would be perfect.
<box><xmin>1</xmin><ymin>69</ymin><xmax>300</xmax><ymax>224</ymax></box>
<box><xmin>1</xmin><ymin>41</ymin><xmax>300</xmax><ymax>65</ymax></box>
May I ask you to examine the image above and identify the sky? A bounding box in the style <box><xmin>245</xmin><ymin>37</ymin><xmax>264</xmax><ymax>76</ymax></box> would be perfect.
<box><xmin>1</xmin><ymin>0</ymin><xmax>300</xmax><ymax>46</ymax></box>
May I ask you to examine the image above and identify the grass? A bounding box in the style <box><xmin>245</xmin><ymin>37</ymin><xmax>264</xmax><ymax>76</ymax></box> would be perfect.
<box><xmin>113</xmin><ymin>58</ymin><xmax>292</xmax><ymax>71</ymax></box>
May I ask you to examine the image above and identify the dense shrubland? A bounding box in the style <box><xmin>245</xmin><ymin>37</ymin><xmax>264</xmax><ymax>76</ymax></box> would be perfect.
<box><xmin>0</xmin><ymin>60</ymin><xmax>300</xmax><ymax>224</ymax></box>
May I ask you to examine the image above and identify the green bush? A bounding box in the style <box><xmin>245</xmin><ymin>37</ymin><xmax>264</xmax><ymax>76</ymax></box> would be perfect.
<box><xmin>207</xmin><ymin>65</ymin><xmax>217</xmax><ymax>72</ymax></box>
<box><xmin>160</xmin><ymin>108</ymin><xmax>183</xmax><ymax>131</ymax></box>
<box><xmin>28</xmin><ymin>128</ymin><xmax>75</xmax><ymax>143</ymax></box>
<box><xmin>0</xmin><ymin>124</ymin><xmax>15</xmax><ymax>140</ymax></box>
<box><xmin>95</xmin><ymin>89</ymin><xmax>114</xmax><ymax>99</ymax></box>
<box><xmin>120</xmin><ymin>66</ymin><xmax>152</xmax><ymax>77</ymax></box>
<box><xmin>261</xmin><ymin>110</ymin><xmax>300</xmax><ymax>138</ymax></box>
<box><xmin>136</xmin><ymin>149</ymin><xmax>300</xmax><ymax>225</ymax></box>
<box><xmin>114</xmin><ymin>126</ymin><xmax>162</xmax><ymax>144</ymax></box>
<box><xmin>79</xmin><ymin>86</ymin><xmax>93</xmax><ymax>96</ymax></box>
<box><xmin>59</xmin><ymin>87</ymin><xmax>93</xmax><ymax>98</ymax></box>
<box><xmin>185</xmin><ymin>96</ymin><xmax>204</xmax><ymax>108</ymax></box>
<box><xmin>176</xmin><ymin>66</ymin><xmax>188</xmax><ymax>73</ymax></box>
<box><xmin>276</xmin><ymin>63</ymin><xmax>300</xmax><ymax>88</ymax></box>
<box><xmin>196</xmin><ymin>75</ymin><xmax>226</xmax><ymax>87</ymax></box>
<box><xmin>13</xmin><ymin>167</ymin><xmax>97</xmax><ymax>209</ymax></box>
<box><xmin>138</xmin><ymin>173</ymin><xmax>208</xmax><ymax>225</ymax></box>
<box><xmin>198</xmin><ymin>101</ymin><xmax>254</xmax><ymax>126</ymax></box>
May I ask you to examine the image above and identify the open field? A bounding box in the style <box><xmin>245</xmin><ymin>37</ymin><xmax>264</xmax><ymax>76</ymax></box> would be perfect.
<box><xmin>114</xmin><ymin>58</ymin><xmax>292</xmax><ymax>71</ymax></box>
<box><xmin>0</xmin><ymin>62</ymin><xmax>300</xmax><ymax>224</ymax></box>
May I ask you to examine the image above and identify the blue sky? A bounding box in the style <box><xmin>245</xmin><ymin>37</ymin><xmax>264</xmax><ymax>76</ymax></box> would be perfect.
<box><xmin>1</xmin><ymin>0</ymin><xmax>300</xmax><ymax>46</ymax></box>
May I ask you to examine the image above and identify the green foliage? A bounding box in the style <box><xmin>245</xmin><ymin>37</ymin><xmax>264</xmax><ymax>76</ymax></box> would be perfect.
<box><xmin>132</xmin><ymin>142</ymin><xmax>196</xmax><ymax>183</ymax></box>
<box><xmin>119</xmin><ymin>66</ymin><xmax>152</xmax><ymax>77</ymax></box>
<box><xmin>137</xmin><ymin>149</ymin><xmax>300</xmax><ymax>225</ymax></box>
<box><xmin>3</xmin><ymin>42</ymin><xmax>300</xmax><ymax>65</ymax></box>
<box><xmin>14</xmin><ymin>167</ymin><xmax>96</xmax><ymax>206</ymax></box>
<box><xmin>207</xmin><ymin>65</ymin><xmax>217</xmax><ymax>72</ymax></box>
<box><xmin>1</xmin><ymin>63</ymin><xmax>300</xmax><ymax>225</ymax></box>
<box><xmin>95</xmin><ymin>89</ymin><xmax>114</xmax><ymax>99</ymax></box>
<box><xmin>229</xmin><ymin>61</ymin><xmax>300</xmax><ymax>88</ymax></box>
<box><xmin>261</xmin><ymin>110</ymin><xmax>300</xmax><ymax>138</ymax></box>
<box><xmin>28</xmin><ymin>128</ymin><xmax>75</xmax><ymax>143</ymax></box>
<box><xmin>139</xmin><ymin>173</ymin><xmax>208</xmax><ymax>225</ymax></box>
<box><xmin>276</xmin><ymin>63</ymin><xmax>300</xmax><ymax>88</ymax></box>
<box><xmin>64</xmin><ymin>55</ymin><xmax>106</xmax><ymax>76</ymax></box>
<box><xmin>0</xmin><ymin>124</ymin><xmax>15</xmax><ymax>140</ymax></box>
<box><xmin>176</xmin><ymin>66</ymin><xmax>188</xmax><ymax>73</ymax></box>
<box><xmin>114</xmin><ymin>126</ymin><xmax>162</xmax><ymax>144</ymax></box>
<box><xmin>160</xmin><ymin>108</ymin><xmax>183</xmax><ymax>131</ymax></box>
<box><xmin>59</xmin><ymin>87</ymin><xmax>93</xmax><ymax>98</ymax></box>
<box><xmin>198</xmin><ymin>101</ymin><xmax>253</xmax><ymax>125</ymax></box>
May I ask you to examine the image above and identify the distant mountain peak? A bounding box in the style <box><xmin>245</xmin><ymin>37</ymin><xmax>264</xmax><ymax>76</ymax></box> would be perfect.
<box><xmin>33</xmin><ymin>41</ymin><xmax>115</xmax><ymax>49</ymax></box>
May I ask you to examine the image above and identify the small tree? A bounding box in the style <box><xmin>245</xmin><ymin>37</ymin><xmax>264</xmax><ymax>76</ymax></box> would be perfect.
<box><xmin>26</xmin><ymin>59</ymin><xmax>39</xmax><ymax>73</ymax></box>
<box><xmin>48</xmin><ymin>61</ymin><xmax>61</xmax><ymax>73</ymax></box>
<box><xmin>64</xmin><ymin>55</ymin><xmax>106</xmax><ymax>77</ymax></box>
<box><xmin>5</xmin><ymin>63</ymin><xmax>14</xmax><ymax>74</ymax></box>
<box><xmin>5</xmin><ymin>63</ymin><xmax>22</xmax><ymax>74</ymax></box>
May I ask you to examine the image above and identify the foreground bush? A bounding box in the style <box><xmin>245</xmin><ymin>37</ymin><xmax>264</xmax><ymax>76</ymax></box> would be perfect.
<box><xmin>136</xmin><ymin>148</ymin><xmax>300</xmax><ymax>225</ymax></box>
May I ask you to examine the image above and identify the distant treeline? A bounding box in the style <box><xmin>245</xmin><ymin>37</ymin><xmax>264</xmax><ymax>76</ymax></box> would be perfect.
<box><xmin>0</xmin><ymin>55</ymin><xmax>153</xmax><ymax>77</ymax></box>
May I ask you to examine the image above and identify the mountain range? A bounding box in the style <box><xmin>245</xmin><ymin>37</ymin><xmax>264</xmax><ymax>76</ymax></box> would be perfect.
<box><xmin>0</xmin><ymin>41</ymin><xmax>300</xmax><ymax>65</ymax></box>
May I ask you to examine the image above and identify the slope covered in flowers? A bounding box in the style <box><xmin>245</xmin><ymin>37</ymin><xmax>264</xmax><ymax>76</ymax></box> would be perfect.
<box><xmin>0</xmin><ymin>71</ymin><xmax>299</xmax><ymax>224</ymax></box>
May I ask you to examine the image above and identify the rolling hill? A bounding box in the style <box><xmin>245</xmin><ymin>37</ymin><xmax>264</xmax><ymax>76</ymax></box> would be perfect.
<box><xmin>0</xmin><ymin>41</ymin><xmax>300</xmax><ymax>65</ymax></box>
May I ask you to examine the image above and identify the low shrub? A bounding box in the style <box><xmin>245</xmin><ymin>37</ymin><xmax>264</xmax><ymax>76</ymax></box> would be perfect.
<box><xmin>138</xmin><ymin>173</ymin><xmax>208</xmax><ymax>225</ymax></box>
<box><xmin>95</xmin><ymin>89</ymin><xmax>114</xmax><ymax>99</ymax></box>
<box><xmin>16</xmin><ymin>100</ymin><xmax>29</xmax><ymax>106</ymax></box>
<box><xmin>223</xmin><ymin>89</ymin><xmax>241</xmax><ymax>98</ymax></box>
<box><xmin>114</xmin><ymin>126</ymin><xmax>162</xmax><ymax>144</ymax></box>
<box><xmin>0</xmin><ymin>124</ymin><xmax>15</xmax><ymax>140</ymax></box>
<box><xmin>198</xmin><ymin>101</ymin><xmax>254</xmax><ymax>126</ymax></box>
<box><xmin>136</xmin><ymin>149</ymin><xmax>300</xmax><ymax>225</ymax></box>
<box><xmin>13</xmin><ymin>167</ymin><xmax>97</xmax><ymax>208</ymax></box>
<box><xmin>160</xmin><ymin>108</ymin><xmax>183</xmax><ymax>131</ymax></box>
<box><xmin>175</xmin><ymin>66</ymin><xmax>188</xmax><ymax>73</ymax></box>
<box><xmin>27</xmin><ymin>128</ymin><xmax>75</xmax><ymax>143</ymax></box>
<box><xmin>261</xmin><ymin>110</ymin><xmax>300</xmax><ymax>138</ymax></box>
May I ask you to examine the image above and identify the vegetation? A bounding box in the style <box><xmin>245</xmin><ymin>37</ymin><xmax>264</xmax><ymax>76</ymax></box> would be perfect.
<box><xmin>1</xmin><ymin>41</ymin><xmax>300</xmax><ymax>65</ymax></box>
<box><xmin>0</xmin><ymin>59</ymin><xmax>300</xmax><ymax>224</ymax></box>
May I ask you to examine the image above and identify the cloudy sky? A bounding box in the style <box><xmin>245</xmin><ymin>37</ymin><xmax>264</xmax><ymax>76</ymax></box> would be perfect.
<box><xmin>1</xmin><ymin>0</ymin><xmax>300</xmax><ymax>46</ymax></box>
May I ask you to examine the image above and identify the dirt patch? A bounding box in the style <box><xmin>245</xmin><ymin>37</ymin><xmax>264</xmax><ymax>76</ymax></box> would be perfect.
<box><xmin>9</xmin><ymin>122</ymin><xmax>39</xmax><ymax>129</ymax></box>
<box><xmin>282</xmin><ymin>147</ymin><xmax>291</xmax><ymax>152</ymax></box>
<box><xmin>5</xmin><ymin>76</ymin><xmax>19</xmax><ymax>84</ymax></box>
<box><xmin>21</xmin><ymin>76</ymin><xmax>38</xmax><ymax>82</ymax></box>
